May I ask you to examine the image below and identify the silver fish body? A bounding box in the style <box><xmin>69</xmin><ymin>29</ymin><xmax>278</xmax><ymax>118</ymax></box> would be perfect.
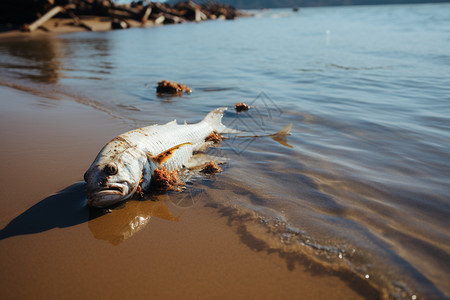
<box><xmin>84</xmin><ymin>107</ymin><xmax>228</xmax><ymax>207</ymax></box>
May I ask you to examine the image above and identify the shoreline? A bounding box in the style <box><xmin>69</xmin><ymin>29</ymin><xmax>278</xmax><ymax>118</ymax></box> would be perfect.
<box><xmin>0</xmin><ymin>17</ymin><xmax>148</xmax><ymax>40</ymax></box>
<box><xmin>0</xmin><ymin>84</ymin><xmax>370</xmax><ymax>300</ymax></box>
<box><xmin>0</xmin><ymin>1</ymin><xmax>251</xmax><ymax>40</ymax></box>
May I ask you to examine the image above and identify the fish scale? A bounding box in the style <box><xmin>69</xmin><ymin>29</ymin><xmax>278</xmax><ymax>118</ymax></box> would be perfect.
<box><xmin>122</xmin><ymin>122</ymin><xmax>213</xmax><ymax>171</ymax></box>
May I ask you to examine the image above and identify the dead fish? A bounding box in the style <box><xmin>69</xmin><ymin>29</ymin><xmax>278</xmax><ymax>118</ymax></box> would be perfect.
<box><xmin>84</xmin><ymin>107</ymin><xmax>232</xmax><ymax>207</ymax></box>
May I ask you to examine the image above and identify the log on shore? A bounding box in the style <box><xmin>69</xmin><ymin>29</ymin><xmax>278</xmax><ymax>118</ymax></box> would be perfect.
<box><xmin>141</xmin><ymin>6</ymin><xmax>152</xmax><ymax>25</ymax></box>
<box><xmin>22</xmin><ymin>6</ymin><xmax>65</xmax><ymax>32</ymax></box>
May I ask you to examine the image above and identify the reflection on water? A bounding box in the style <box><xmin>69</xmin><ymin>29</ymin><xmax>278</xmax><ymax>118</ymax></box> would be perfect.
<box><xmin>0</xmin><ymin>183</ymin><xmax>192</xmax><ymax>245</ymax></box>
<box><xmin>86</xmin><ymin>173</ymin><xmax>223</xmax><ymax>246</ymax></box>
<box><xmin>57</xmin><ymin>37</ymin><xmax>114</xmax><ymax>81</ymax></box>
<box><xmin>0</xmin><ymin>36</ymin><xmax>114</xmax><ymax>84</ymax></box>
<box><xmin>88</xmin><ymin>198</ymin><xmax>181</xmax><ymax>246</ymax></box>
<box><xmin>0</xmin><ymin>38</ymin><xmax>61</xmax><ymax>83</ymax></box>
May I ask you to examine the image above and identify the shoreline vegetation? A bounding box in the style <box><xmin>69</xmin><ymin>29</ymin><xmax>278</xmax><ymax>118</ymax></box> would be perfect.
<box><xmin>0</xmin><ymin>0</ymin><xmax>251</xmax><ymax>38</ymax></box>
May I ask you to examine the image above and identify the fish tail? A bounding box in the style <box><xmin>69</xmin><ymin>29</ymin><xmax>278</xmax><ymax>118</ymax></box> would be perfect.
<box><xmin>273</xmin><ymin>123</ymin><xmax>292</xmax><ymax>136</ymax></box>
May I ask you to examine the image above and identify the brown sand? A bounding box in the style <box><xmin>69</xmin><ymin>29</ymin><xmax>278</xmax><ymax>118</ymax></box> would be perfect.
<box><xmin>0</xmin><ymin>84</ymin><xmax>366</xmax><ymax>299</ymax></box>
<box><xmin>0</xmin><ymin>17</ymin><xmax>144</xmax><ymax>40</ymax></box>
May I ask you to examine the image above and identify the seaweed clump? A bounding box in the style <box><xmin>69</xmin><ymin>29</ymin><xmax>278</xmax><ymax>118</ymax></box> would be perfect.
<box><xmin>235</xmin><ymin>102</ymin><xmax>250</xmax><ymax>112</ymax></box>
<box><xmin>201</xmin><ymin>161</ymin><xmax>223</xmax><ymax>174</ymax></box>
<box><xmin>151</xmin><ymin>167</ymin><xmax>184</xmax><ymax>192</ymax></box>
<box><xmin>157</xmin><ymin>80</ymin><xmax>191</xmax><ymax>95</ymax></box>
<box><xmin>205</xmin><ymin>131</ymin><xmax>223</xmax><ymax>144</ymax></box>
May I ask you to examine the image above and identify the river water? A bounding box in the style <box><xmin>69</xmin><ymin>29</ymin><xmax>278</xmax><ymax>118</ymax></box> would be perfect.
<box><xmin>0</xmin><ymin>3</ymin><xmax>449</xmax><ymax>299</ymax></box>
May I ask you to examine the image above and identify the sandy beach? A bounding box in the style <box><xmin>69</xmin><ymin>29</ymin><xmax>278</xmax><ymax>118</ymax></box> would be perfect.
<box><xmin>0</xmin><ymin>84</ymin><xmax>371</xmax><ymax>299</ymax></box>
<box><xmin>0</xmin><ymin>17</ymin><xmax>130</xmax><ymax>39</ymax></box>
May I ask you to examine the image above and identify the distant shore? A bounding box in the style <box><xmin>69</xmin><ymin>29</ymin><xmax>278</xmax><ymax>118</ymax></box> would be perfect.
<box><xmin>0</xmin><ymin>1</ymin><xmax>251</xmax><ymax>40</ymax></box>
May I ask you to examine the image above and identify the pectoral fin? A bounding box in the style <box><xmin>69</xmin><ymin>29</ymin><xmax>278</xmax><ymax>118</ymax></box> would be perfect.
<box><xmin>149</xmin><ymin>142</ymin><xmax>192</xmax><ymax>165</ymax></box>
<box><xmin>185</xmin><ymin>153</ymin><xmax>228</xmax><ymax>169</ymax></box>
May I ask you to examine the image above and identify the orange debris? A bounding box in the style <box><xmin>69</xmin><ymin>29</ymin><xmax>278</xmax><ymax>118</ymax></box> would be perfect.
<box><xmin>151</xmin><ymin>167</ymin><xmax>183</xmax><ymax>192</ymax></box>
<box><xmin>201</xmin><ymin>161</ymin><xmax>222</xmax><ymax>174</ymax></box>
<box><xmin>234</xmin><ymin>102</ymin><xmax>250</xmax><ymax>112</ymax></box>
<box><xmin>157</xmin><ymin>80</ymin><xmax>191</xmax><ymax>95</ymax></box>
<box><xmin>205</xmin><ymin>131</ymin><xmax>223</xmax><ymax>144</ymax></box>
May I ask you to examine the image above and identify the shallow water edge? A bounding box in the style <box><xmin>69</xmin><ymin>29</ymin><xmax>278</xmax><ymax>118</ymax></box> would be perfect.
<box><xmin>0</xmin><ymin>84</ymin><xmax>371</xmax><ymax>300</ymax></box>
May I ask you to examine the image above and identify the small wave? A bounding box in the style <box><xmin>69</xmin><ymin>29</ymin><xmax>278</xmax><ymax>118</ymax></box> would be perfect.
<box><xmin>0</xmin><ymin>78</ymin><xmax>127</xmax><ymax>122</ymax></box>
<box><xmin>188</xmin><ymin>151</ymin><xmax>446</xmax><ymax>300</ymax></box>
<box><xmin>326</xmin><ymin>64</ymin><xmax>393</xmax><ymax>71</ymax></box>
<box><xmin>198</xmin><ymin>87</ymin><xmax>235</xmax><ymax>92</ymax></box>
<box><xmin>117</xmin><ymin>103</ymin><xmax>141</xmax><ymax>112</ymax></box>
<box><xmin>203</xmin><ymin>200</ymin><xmax>393</xmax><ymax>300</ymax></box>
<box><xmin>204</xmin><ymin>193</ymin><xmax>449</xmax><ymax>300</ymax></box>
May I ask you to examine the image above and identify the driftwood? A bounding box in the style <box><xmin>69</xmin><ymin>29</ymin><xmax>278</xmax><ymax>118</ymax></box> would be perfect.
<box><xmin>111</xmin><ymin>6</ymin><xmax>142</xmax><ymax>16</ymax></box>
<box><xmin>7</xmin><ymin>1</ymin><xmax>251</xmax><ymax>32</ymax></box>
<box><xmin>107</xmin><ymin>8</ymin><xmax>134</xmax><ymax>20</ymax></box>
<box><xmin>68</xmin><ymin>11</ymin><xmax>93</xmax><ymax>31</ymax></box>
<box><xmin>111</xmin><ymin>19</ymin><xmax>129</xmax><ymax>30</ymax></box>
<box><xmin>141</xmin><ymin>6</ymin><xmax>152</xmax><ymax>25</ymax></box>
<box><xmin>154</xmin><ymin>15</ymin><xmax>165</xmax><ymax>25</ymax></box>
<box><xmin>22</xmin><ymin>6</ymin><xmax>65</xmax><ymax>32</ymax></box>
<box><xmin>185</xmin><ymin>1</ymin><xmax>207</xmax><ymax>22</ymax></box>
<box><xmin>163</xmin><ymin>14</ymin><xmax>185</xmax><ymax>25</ymax></box>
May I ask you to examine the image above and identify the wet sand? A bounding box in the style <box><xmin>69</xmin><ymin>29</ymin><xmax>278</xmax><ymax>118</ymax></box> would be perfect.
<box><xmin>0</xmin><ymin>84</ymin><xmax>369</xmax><ymax>299</ymax></box>
<box><xmin>0</xmin><ymin>17</ymin><xmax>140</xmax><ymax>40</ymax></box>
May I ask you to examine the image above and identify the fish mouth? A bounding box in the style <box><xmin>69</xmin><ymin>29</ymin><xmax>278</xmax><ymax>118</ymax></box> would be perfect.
<box><xmin>87</xmin><ymin>185</ymin><xmax>128</xmax><ymax>207</ymax></box>
<box><xmin>97</xmin><ymin>185</ymin><xmax>124</xmax><ymax>195</ymax></box>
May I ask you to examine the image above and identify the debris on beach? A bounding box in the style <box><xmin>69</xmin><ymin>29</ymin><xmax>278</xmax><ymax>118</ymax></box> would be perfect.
<box><xmin>21</xmin><ymin>5</ymin><xmax>65</xmax><ymax>32</ymax></box>
<box><xmin>111</xmin><ymin>18</ymin><xmax>130</xmax><ymax>30</ymax></box>
<box><xmin>0</xmin><ymin>0</ymin><xmax>251</xmax><ymax>33</ymax></box>
<box><xmin>201</xmin><ymin>161</ymin><xmax>223</xmax><ymax>174</ymax></box>
<box><xmin>157</xmin><ymin>80</ymin><xmax>191</xmax><ymax>95</ymax></box>
<box><xmin>205</xmin><ymin>131</ymin><xmax>223</xmax><ymax>144</ymax></box>
<box><xmin>235</xmin><ymin>102</ymin><xmax>250</xmax><ymax>112</ymax></box>
<box><xmin>151</xmin><ymin>167</ymin><xmax>184</xmax><ymax>192</ymax></box>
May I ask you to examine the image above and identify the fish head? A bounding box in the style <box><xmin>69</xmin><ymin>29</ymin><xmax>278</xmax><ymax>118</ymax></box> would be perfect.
<box><xmin>85</xmin><ymin>144</ymin><xmax>147</xmax><ymax>207</ymax></box>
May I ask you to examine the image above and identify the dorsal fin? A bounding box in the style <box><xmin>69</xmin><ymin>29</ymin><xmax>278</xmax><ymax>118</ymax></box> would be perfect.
<box><xmin>165</xmin><ymin>120</ymin><xmax>177</xmax><ymax>126</ymax></box>
<box><xmin>148</xmin><ymin>142</ymin><xmax>192</xmax><ymax>165</ymax></box>
<box><xmin>201</xmin><ymin>107</ymin><xmax>240</xmax><ymax>133</ymax></box>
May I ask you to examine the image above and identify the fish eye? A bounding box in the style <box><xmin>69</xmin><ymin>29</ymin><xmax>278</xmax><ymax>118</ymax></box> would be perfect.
<box><xmin>105</xmin><ymin>164</ymin><xmax>118</xmax><ymax>175</ymax></box>
<box><xmin>83</xmin><ymin>171</ymin><xmax>88</xmax><ymax>182</ymax></box>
